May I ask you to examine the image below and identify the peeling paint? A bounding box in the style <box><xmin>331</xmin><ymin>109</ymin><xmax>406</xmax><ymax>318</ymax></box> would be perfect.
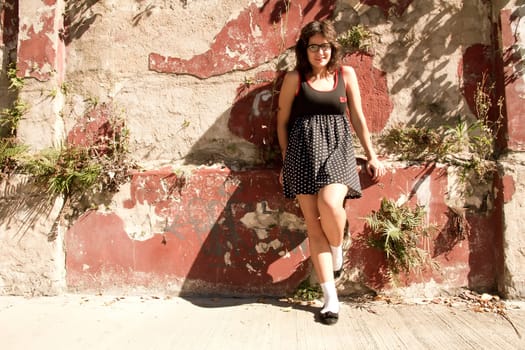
<box><xmin>148</xmin><ymin>0</ymin><xmax>336</xmax><ymax>78</ymax></box>
<box><xmin>500</xmin><ymin>10</ymin><xmax>525</xmax><ymax>150</ymax></box>
<box><xmin>278</xmin><ymin>250</ymin><xmax>289</xmax><ymax>258</ymax></box>
<box><xmin>224</xmin><ymin>252</ymin><xmax>232</xmax><ymax>266</ymax></box>
<box><xmin>415</xmin><ymin>175</ymin><xmax>432</xmax><ymax>209</ymax></box>
<box><xmin>246</xmin><ymin>263</ymin><xmax>256</xmax><ymax>273</ymax></box>
<box><xmin>395</xmin><ymin>194</ymin><xmax>409</xmax><ymax>206</ymax></box>
<box><xmin>249</xmin><ymin>15</ymin><xmax>262</xmax><ymax>38</ymax></box>
<box><xmin>20</xmin><ymin>0</ymin><xmax>510</xmax><ymax>297</ymax></box>
<box><xmin>240</xmin><ymin>201</ymin><xmax>306</xmax><ymax>240</ymax></box>
<box><xmin>252</xmin><ymin>90</ymin><xmax>272</xmax><ymax>117</ymax></box>
<box><xmin>15</xmin><ymin>0</ymin><xmax>67</xmax><ymax>82</ymax></box>
<box><xmin>101</xmin><ymin>185</ymin><xmax>165</xmax><ymax>241</ymax></box>
<box><xmin>64</xmin><ymin>164</ymin><xmax>497</xmax><ymax>295</ymax></box>
<box><xmin>255</xmin><ymin>239</ymin><xmax>283</xmax><ymax>254</ymax></box>
<box><xmin>501</xmin><ymin>174</ymin><xmax>516</xmax><ymax>203</ymax></box>
<box><xmin>345</xmin><ymin>0</ymin><xmax>372</xmax><ymax>16</ymax></box>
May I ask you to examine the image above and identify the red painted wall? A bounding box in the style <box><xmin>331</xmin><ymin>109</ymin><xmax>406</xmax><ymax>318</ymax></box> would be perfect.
<box><xmin>66</xmin><ymin>168</ymin><xmax>311</xmax><ymax>296</ymax></box>
<box><xmin>17</xmin><ymin>0</ymin><xmax>64</xmax><ymax>81</ymax></box>
<box><xmin>66</xmin><ymin>162</ymin><xmax>500</xmax><ymax>295</ymax></box>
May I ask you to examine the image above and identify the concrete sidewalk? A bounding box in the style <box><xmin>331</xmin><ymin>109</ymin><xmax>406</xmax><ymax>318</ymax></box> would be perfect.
<box><xmin>1</xmin><ymin>294</ymin><xmax>524</xmax><ymax>350</ymax></box>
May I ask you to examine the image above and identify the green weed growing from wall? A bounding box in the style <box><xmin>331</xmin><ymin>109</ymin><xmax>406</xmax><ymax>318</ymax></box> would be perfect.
<box><xmin>21</xmin><ymin>146</ymin><xmax>102</xmax><ymax>196</ymax></box>
<box><xmin>1</xmin><ymin>64</ymin><xmax>28</xmax><ymax>173</ymax></box>
<box><xmin>1</xmin><ymin>63</ymin><xmax>27</xmax><ymax>136</ymax></box>
<box><xmin>1</xmin><ymin>66</ymin><xmax>132</xmax><ymax>199</ymax></box>
<box><xmin>1</xmin><ymin>99</ymin><xmax>28</xmax><ymax>136</ymax></box>
<box><xmin>338</xmin><ymin>24</ymin><xmax>373</xmax><ymax>53</ymax></box>
<box><xmin>6</xmin><ymin>63</ymin><xmax>24</xmax><ymax>90</ymax></box>
<box><xmin>0</xmin><ymin>138</ymin><xmax>28</xmax><ymax>174</ymax></box>
<box><xmin>365</xmin><ymin>198</ymin><xmax>437</xmax><ymax>281</ymax></box>
<box><xmin>380</xmin><ymin>74</ymin><xmax>502</xmax><ymax>184</ymax></box>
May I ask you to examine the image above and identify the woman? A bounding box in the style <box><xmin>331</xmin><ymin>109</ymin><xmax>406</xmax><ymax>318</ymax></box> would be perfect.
<box><xmin>277</xmin><ymin>20</ymin><xmax>385</xmax><ymax>325</ymax></box>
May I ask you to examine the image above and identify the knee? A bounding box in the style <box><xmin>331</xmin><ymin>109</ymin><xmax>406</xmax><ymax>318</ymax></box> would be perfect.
<box><xmin>318</xmin><ymin>197</ymin><xmax>345</xmax><ymax>215</ymax></box>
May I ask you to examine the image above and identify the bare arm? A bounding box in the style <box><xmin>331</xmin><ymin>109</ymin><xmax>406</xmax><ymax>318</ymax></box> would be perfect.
<box><xmin>343</xmin><ymin>66</ymin><xmax>385</xmax><ymax>180</ymax></box>
<box><xmin>277</xmin><ymin>71</ymin><xmax>299</xmax><ymax>161</ymax></box>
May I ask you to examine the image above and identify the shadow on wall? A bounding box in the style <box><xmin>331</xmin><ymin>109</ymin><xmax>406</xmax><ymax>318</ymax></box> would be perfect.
<box><xmin>503</xmin><ymin>10</ymin><xmax>525</xmax><ymax>87</ymax></box>
<box><xmin>62</xmin><ymin>0</ymin><xmax>101</xmax><ymax>45</ymax></box>
<box><xmin>141</xmin><ymin>0</ymin><xmax>466</xmax><ymax>299</ymax></box>
<box><xmin>174</xmin><ymin>67</ymin><xmax>313</xmax><ymax>301</ymax></box>
<box><xmin>0</xmin><ymin>178</ymin><xmax>59</xmax><ymax>242</ymax></box>
<box><xmin>184</xmin><ymin>71</ymin><xmax>284</xmax><ymax>169</ymax></box>
<box><xmin>175</xmin><ymin>67</ymin><xmax>305</xmax><ymax>302</ymax></box>
<box><xmin>170</xmin><ymin>1</ymin><xmax>340</xmax><ymax>303</ymax></box>
<box><xmin>507</xmin><ymin>0</ymin><xmax>525</xmax><ymax>86</ymax></box>
<box><xmin>172</xmin><ymin>170</ymin><xmax>311</xmax><ymax>300</ymax></box>
<box><xmin>0</xmin><ymin>0</ymin><xmax>19</xmax><ymax>137</ymax></box>
<box><xmin>377</xmin><ymin>0</ymin><xmax>505</xmax><ymax>129</ymax></box>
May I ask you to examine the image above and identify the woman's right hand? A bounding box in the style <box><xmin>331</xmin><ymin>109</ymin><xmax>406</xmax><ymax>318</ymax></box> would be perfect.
<box><xmin>366</xmin><ymin>157</ymin><xmax>386</xmax><ymax>181</ymax></box>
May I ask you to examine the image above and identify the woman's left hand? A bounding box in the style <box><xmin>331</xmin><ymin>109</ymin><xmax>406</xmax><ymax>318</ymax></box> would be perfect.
<box><xmin>366</xmin><ymin>157</ymin><xmax>386</xmax><ymax>181</ymax></box>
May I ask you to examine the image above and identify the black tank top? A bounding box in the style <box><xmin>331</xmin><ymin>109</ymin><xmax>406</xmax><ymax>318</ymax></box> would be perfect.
<box><xmin>290</xmin><ymin>68</ymin><xmax>348</xmax><ymax>126</ymax></box>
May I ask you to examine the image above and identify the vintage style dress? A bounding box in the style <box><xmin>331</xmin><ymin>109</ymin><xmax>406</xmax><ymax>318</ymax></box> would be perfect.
<box><xmin>282</xmin><ymin>68</ymin><xmax>362</xmax><ymax>199</ymax></box>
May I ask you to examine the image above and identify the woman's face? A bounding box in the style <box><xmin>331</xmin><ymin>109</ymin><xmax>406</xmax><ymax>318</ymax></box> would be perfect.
<box><xmin>306</xmin><ymin>33</ymin><xmax>332</xmax><ymax>70</ymax></box>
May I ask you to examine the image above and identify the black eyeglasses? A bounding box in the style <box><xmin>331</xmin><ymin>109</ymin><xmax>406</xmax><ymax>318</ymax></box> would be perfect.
<box><xmin>307</xmin><ymin>43</ymin><xmax>332</xmax><ymax>53</ymax></box>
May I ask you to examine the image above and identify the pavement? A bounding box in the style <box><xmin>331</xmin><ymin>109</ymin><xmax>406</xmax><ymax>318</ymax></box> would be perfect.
<box><xmin>1</xmin><ymin>294</ymin><xmax>525</xmax><ymax>350</ymax></box>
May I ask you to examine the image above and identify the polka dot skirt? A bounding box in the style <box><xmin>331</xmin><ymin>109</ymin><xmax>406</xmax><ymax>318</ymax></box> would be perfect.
<box><xmin>283</xmin><ymin>114</ymin><xmax>362</xmax><ymax>199</ymax></box>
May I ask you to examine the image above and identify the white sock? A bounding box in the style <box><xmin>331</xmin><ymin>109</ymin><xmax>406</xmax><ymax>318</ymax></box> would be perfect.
<box><xmin>320</xmin><ymin>281</ymin><xmax>339</xmax><ymax>314</ymax></box>
<box><xmin>330</xmin><ymin>245</ymin><xmax>343</xmax><ymax>271</ymax></box>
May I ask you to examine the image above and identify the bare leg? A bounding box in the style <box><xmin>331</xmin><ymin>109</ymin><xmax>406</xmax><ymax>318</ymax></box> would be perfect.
<box><xmin>296</xmin><ymin>194</ymin><xmax>334</xmax><ymax>284</ymax></box>
<box><xmin>296</xmin><ymin>194</ymin><xmax>339</xmax><ymax>320</ymax></box>
<box><xmin>317</xmin><ymin>184</ymin><xmax>348</xmax><ymax>271</ymax></box>
<box><xmin>317</xmin><ymin>184</ymin><xmax>347</xmax><ymax>247</ymax></box>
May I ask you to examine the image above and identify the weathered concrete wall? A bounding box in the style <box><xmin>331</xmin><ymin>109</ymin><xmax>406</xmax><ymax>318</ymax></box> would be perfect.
<box><xmin>498</xmin><ymin>154</ymin><xmax>525</xmax><ymax>299</ymax></box>
<box><xmin>0</xmin><ymin>176</ymin><xmax>65</xmax><ymax>295</ymax></box>
<box><xmin>495</xmin><ymin>1</ymin><xmax>525</xmax><ymax>298</ymax></box>
<box><xmin>15</xmin><ymin>0</ymin><xmax>66</xmax><ymax>150</ymax></box>
<box><xmin>1</xmin><ymin>0</ymin><xmax>524</xmax><ymax>297</ymax></box>
<box><xmin>0</xmin><ymin>0</ymin><xmax>68</xmax><ymax>296</ymax></box>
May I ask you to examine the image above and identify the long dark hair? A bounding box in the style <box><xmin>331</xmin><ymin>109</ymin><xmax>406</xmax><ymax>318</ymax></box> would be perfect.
<box><xmin>294</xmin><ymin>20</ymin><xmax>341</xmax><ymax>76</ymax></box>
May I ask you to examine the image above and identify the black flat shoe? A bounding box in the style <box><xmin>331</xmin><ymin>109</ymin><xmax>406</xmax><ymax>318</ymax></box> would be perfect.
<box><xmin>319</xmin><ymin>311</ymin><xmax>339</xmax><ymax>325</ymax></box>
<box><xmin>334</xmin><ymin>268</ymin><xmax>343</xmax><ymax>279</ymax></box>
